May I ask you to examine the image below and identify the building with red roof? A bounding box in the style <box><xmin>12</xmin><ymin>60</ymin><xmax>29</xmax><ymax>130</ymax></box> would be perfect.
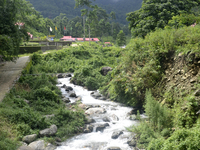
<box><xmin>60</xmin><ymin>36</ymin><xmax>99</xmax><ymax>42</ymax></box>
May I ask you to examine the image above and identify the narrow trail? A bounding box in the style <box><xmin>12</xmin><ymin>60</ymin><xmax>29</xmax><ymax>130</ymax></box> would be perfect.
<box><xmin>0</xmin><ymin>56</ymin><xmax>30</xmax><ymax>102</ymax></box>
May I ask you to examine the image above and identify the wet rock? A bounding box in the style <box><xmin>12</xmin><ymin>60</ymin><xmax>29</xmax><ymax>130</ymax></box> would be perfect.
<box><xmin>22</xmin><ymin>134</ymin><xmax>37</xmax><ymax>144</ymax></box>
<box><xmin>102</xmin><ymin>116</ymin><xmax>111</xmax><ymax>122</ymax></box>
<box><xmin>101</xmin><ymin>67</ymin><xmax>112</xmax><ymax>76</ymax></box>
<box><xmin>85</xmin><ymin>108</ymin><xmax>106</xmax><ymax>115</ymax></box>
<box><xmin>65</xmin><ymin>73</ymin><xmax>72</xmax><ymax>77</ymax></box>
<box><xmin>128</xmin><ymin>108</ymin><xmax>138</xmax><ymax>115</ymax></box>
<box><xmin>127</xmin><ymin>138</ymin><xmax>137</xmax><ymax>147</ymax></box>
<box><xmin>111</xmin><ymin>114</ymin><xmax>119</xmax><ymax>121</ymax></box>
<box><xmin>17</xmin><ymin>145</ymin><xmax>34</xmax><ymax>150</ymax></box>
<box><xmin>61</xmin><ymin>84</ymin><xmax>66</xmax><ymax>88</ymax></box>
<box><xmin>85</xmin><ymin>117</ymin><xmax>96</xmax><ymax>124</ymax></box>
<box><xmin>28</xmin><ymin>140</ymin><xmax>45</xmax><ymax>150</ymax></box>
<box><xmin>84</xmin><ymin>125</ymin><xmax>94</xmax><ymax>133</ymax></box>
<box><xmin>98</xmin><ymin>96</ymin><xmax>107</xmax><ymax>100</ymax></box>
<box><xmin>90</xmin><ymin>91</ymin><xmax>102</xmax><ymax>99</ymax></box>
<box><xmin>44</xmin><ymin>143</ymin><xmax>57</xmax><ymax>150</ymax></box>
<box><xmin>39</xmin><ymin>125</ymin><xmax>57</xmax><ymax>137</ymax></box>
<box><xmin>57</xmin><ymin>74</ymin><xmax>65</xmax><ymax>78</ymax></box>
<box><xmin>107</xmin><ymin>147</ymin><xmax>121</xmax><ymax>150</ymax></box>
<box><xmin>69</xmin><ymin>92</ymin><xmax>76</xmax><ymax>97</ymax></box>
<box><xmin>62</xmin><ymin>97</ymin><xmax>70</xmax><ymax>103</ymax></box>
<box><xmin>65</xmin><ymin>86</ymin><xmax>73</xmax><ymax>91</ymax></box>
<box><xmin>96</xmin><ymin>123</ymin><xmax>109</xmax><ymax>132</ymax></box>
<box><xmin>111</xmin><ymin>131</ymin><xmax>123</xmax><ymax>139</ymax></box>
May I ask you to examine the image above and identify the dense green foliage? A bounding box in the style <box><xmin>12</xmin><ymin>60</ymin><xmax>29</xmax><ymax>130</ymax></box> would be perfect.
<box><xmin>0</xmin><ymin>58</ymin><xmax>85</xmax><ymax>149</ymax></box>
<box><xmin>0</xmin><ymin>0</ymin><xmax>29</xmax><ymax>61</ymax></box>
<box><xmin>127</xmin><ymin>0</ymin><xmax>200</xmax><ymax>37</ymax></box>
<box><xmin>116</xmin><ymin>30</ymin><xmax>126</xmax><ymax>46</ymax></box>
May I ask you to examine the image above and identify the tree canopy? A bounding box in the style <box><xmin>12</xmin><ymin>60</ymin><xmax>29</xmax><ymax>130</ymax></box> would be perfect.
<box><xmin>127</xmin><ymin>0</ymin><xmax>200</xmax><ymax>38</ymax></box>
<box><xmin>0</xmin><ymin>0</ymin><xmax>29</xmax><ymax>61</ymax></box>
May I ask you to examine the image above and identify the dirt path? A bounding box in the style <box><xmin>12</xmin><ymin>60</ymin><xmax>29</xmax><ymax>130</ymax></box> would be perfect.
<box><xmin>0</xmin><ymin>56</ymin><xmax>30</xmax><ymax>102</ymax></box>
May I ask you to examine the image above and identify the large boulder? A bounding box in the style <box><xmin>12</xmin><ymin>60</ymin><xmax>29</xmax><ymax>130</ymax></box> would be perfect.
<box><xmin>57</xmin><ymin>74</ymin><xmax>65</xmax><ymax>78</ymax></box>
<box><xmin>101</xmin><ymin>67</ymin><xmax>112</xmax><ymax>76</ymax></box>
<box><xmin>96</xmin><ymin>123</ymin><xmax>109</xmax><ymax>132</ymax></box>
<box><xmin>22</xmin><ymin>134</ymin><xmax>37</xmax><ymax>144</ymax></box>
<box><xmin>39</xmin><ymin>125</ymin><xmax>57</xmax><ymax>137</ymax></box>
<box><xmin>28</xmin><ymin>140</ymin><xmax>45</xmax><ymax>150</ymax></box>
<box><xmin>17</xmin><ymin>146</ymin><xmax>34</xmax><ymax>150</ymax></box>
<box><xmin>85</xmin><ymin>108</ymin><xmax>106</xmax><ymax>115</ymax></box>
<box><xmin>111</xmin><ymin>131</ymin><xmax>123</xmax><ymax>139</ymax></box>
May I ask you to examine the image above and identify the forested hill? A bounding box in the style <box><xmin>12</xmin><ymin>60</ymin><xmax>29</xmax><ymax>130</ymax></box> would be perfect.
<box><xmin>27</xmin><ymin>0</ymin><xmax>142</xmax><ymax>24</ymax></box>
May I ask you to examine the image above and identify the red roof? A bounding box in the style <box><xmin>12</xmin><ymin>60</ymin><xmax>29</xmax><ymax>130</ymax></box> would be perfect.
<box><xmin>60</xmin><ymin>36</ymin><xmax>99</xmax><ymax>42</ymax></box>
<box><xmin>105</xmin><ymin>42</ymin><xmax>111</xmax><ymax>44</ymax></box>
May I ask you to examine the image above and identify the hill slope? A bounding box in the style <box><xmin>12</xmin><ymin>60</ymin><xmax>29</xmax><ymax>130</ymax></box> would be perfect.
<box><xmin>27</xmin><ymin>0</ymin><xmax>142</xmax><ymax>24</ymax></box>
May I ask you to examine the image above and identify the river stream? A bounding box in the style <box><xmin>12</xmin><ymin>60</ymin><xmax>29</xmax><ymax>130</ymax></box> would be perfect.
<box><xmin>55</xmin><ymin>76</ymin><xmax>139</xmax><ymax>150</ymax></box>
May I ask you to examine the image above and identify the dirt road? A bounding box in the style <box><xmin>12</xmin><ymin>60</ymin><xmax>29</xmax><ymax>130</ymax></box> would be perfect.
<box><xmin>0</xmin><ymin>56</ymin><xmax>30</xmax><ymax>102</ymax></box>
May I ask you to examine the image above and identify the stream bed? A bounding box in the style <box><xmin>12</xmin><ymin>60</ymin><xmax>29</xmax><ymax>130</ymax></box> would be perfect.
<box><xmin>55</xmin><ymin>76</ymin><xmax>139</xmax><ymax>150</ymax></box>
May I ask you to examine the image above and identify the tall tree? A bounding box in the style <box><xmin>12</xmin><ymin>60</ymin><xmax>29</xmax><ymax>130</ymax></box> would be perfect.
<box><xmin>116</xmin><ymin>30</ymin><xmax>126</xmax><ymax>46</ymax></box>
<box><xmin>127</xmin><ymin>0</ymin><xmax>200</xmax><ymax>38</ymax></box>
<box><xmin>0</xmin><ymin>0</ymin><xmax>29</xmax><ymax>61</ymax></box>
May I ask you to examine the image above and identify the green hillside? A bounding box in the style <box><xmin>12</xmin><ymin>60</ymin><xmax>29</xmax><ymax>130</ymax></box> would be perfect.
<box><xmin>27</xmin><ymin>0</ymin><xmax>142</xmax><ymax>24</ymax></box>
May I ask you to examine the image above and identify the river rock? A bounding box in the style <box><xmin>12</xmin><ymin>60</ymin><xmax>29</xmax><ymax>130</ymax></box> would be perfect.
<box><xmin>61</xmin><ymin>84</ymin><xmax>66</xmax><ymax>88</ymax></box>
<box><xmin>78</xmin><ymin>103</ymin><xmax>86</xmax><ymax>109</ymax></box>
<box><xmin>98</xmin><ymin>96</ymin><xmax>107</xmax><ymax>100</ymax></box>
<box><xmin>96</xmin><ymin>123</ymin><xmax>109</xmax><ymax>132</ymax></box>
<box><xmin>101</xmin><ymin>67</ymin><xmax>112</xmax><ymax>76</ymax></box>
<box><xmin>44</xmin><ymin>143</ymin><xmax>57</xmax><ymax>150</ymax></box>
<box><xmin>57</xmin><ymin>73</ymin><xmax>65</xmax><ymax>78</ymax></box>
<box><xmin>107</xmin><ymin>147</ymin><xmax>121</xmax><ymax>150</ymax></box>
<box><xmin>17</xmin><ymin>145</ymin><xmax>34</xmax><ymax>150</ymax></box>
<box><xmin>65</xmin><ymin>86</ymin><xmax>73</xmax><ymax>91</ymax></box>
<box><xmin>75</xmin><ymin>96</ymin><xmax>82</xmax><ymax>102</ymax></box>
<box><xmin>62</xmin><ymin>97</ymin><xmax>70</xmax><ymax>103</ymax></box>
<box><xmin>69</xmin><ymin>92</ymin><xmax>76</xmax><ymax>97</ymax></box>
<box><xmin>57</xmin><ymin>81</ymin><xmax>62</xmax><ymax>84</ymax></box>
<box><xmin>65</xmin><ymin>73</ymin><xmax>72</xmax><ymax>77</ymax></box>
<box><xmin>22</xmin><ymin>134</ymin><xmax>37</xmax><ymax>144</ymax></box>
<box><xmin>110</xmin><ymin>114</ymin><xmax>119</xmax><ymax>121</ymax></box>
<box><xmin>85</xmin><ymin>117</ymin><xmax>96</xmax><ymax>124</ymax></box>
<box><xmin>102</xmin><ymin>116</ymin><xmax>111</xmax><ymax>122</ymax></box>
<box><xmin>90</xmin><ymin>91</ymin><xmax>102</xmax><ymax>99</ymax></box>
<box><xmin>84</xmin><ymin>125</ymin><xmax>94</xmax><ymax>133</ymax></box>
<box><xmin>28</xmin><ymin>140</ymin><xmax>45</xmax><ymax>150</ymax></box>
<box><xmin>39</xmin><ymin>125</ymin><xmax>57</xmax><ymax>137</ymax></box>
<box><xmin>85</xmin><ymin>108</ymin><xmax>106</xmax><ymax>115</ymax></box>
<box><xmin>127</xmin><ymin>138</ymin><xmax>137</xmax><ymax>147</ymax></box>
<box><xmin>111</xmin><ymin>131</ymin><xmax>123</xmax><ymax>139</ymax></box>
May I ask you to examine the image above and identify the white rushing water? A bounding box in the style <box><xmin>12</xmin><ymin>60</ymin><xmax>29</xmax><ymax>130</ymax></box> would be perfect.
<box><xmin>56</xmin><ymin>77</ymin><xmax>139</xmax><ymax>150</ymax></box>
